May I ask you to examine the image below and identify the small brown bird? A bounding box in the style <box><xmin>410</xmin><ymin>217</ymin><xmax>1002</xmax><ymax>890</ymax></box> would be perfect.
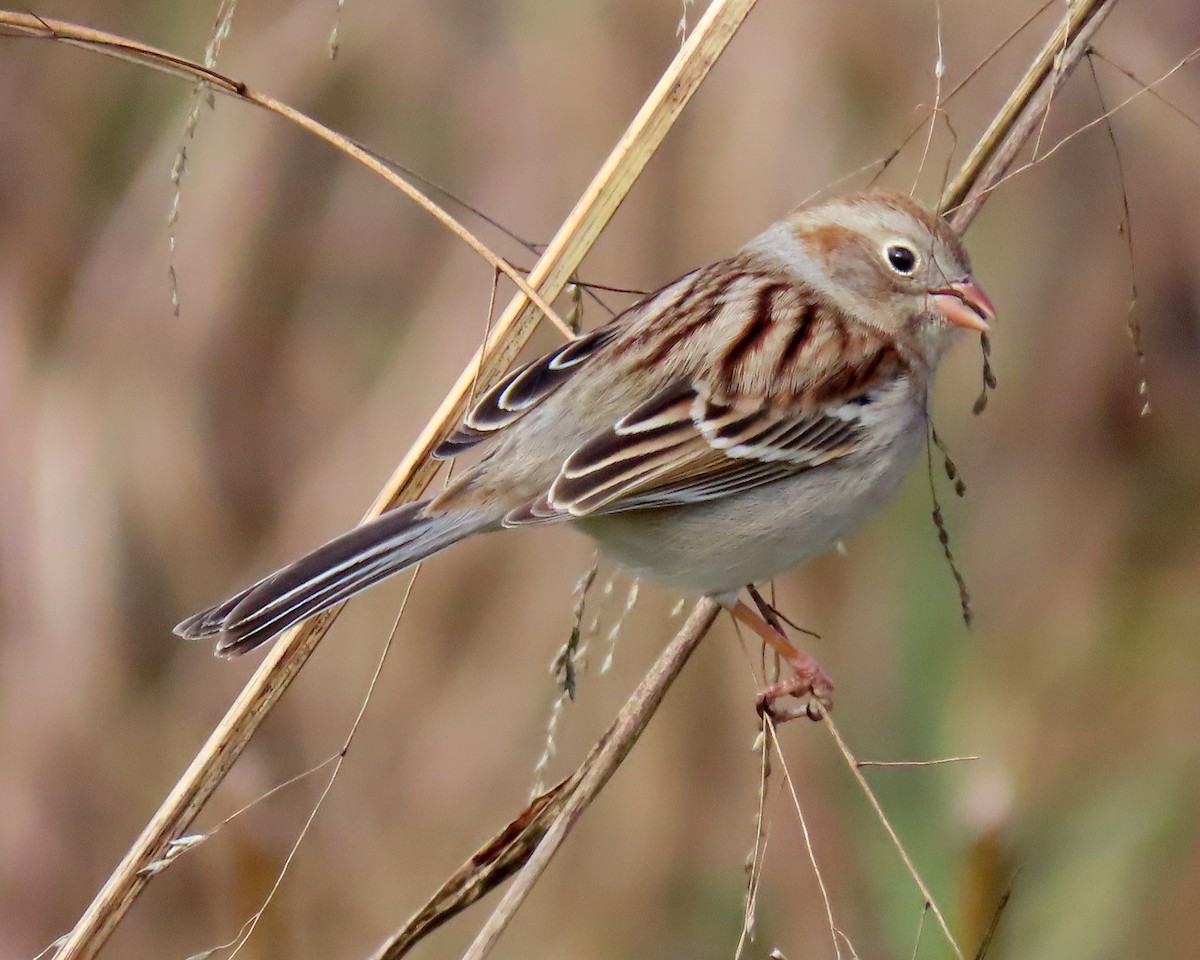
<box><xmin>176</xmin><ymin>190</ymin><xmax>994</xmax><ymax>709</ymax></box>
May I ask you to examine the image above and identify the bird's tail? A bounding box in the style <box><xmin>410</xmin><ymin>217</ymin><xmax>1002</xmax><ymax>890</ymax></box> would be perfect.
<box><xmin>174</xmin><ymin>500</ymin><xmax>499</xmax><ymax>657</ymax></box>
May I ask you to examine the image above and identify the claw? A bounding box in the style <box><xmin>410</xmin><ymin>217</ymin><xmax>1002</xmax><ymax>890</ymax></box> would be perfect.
<box><xmin>722</xmin><ymin>595</ymin><xmax>834</xmax><ymax>724</ymax></box>
<box><xmin>755</xmin><ymin>664</ymin><xmax>834</xmax><ymax>724</ymax></box>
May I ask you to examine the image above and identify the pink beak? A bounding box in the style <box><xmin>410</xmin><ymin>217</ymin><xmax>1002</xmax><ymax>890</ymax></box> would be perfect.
<box><xmin>930</xmin><ymin>279</ymin><xmax>996</xmax><ymax>333</ymax></box>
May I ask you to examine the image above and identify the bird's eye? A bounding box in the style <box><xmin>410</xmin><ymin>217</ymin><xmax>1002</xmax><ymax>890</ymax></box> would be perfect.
<box><xmin>885</xmin><ymin>244</ymin><xmax>918</xmax><ymax>275</ymax></box>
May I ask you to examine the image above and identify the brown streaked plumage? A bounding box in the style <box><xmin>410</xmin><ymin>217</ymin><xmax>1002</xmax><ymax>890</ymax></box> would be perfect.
<box><xmin>176</xmin><ymin>189</ymin><xmax>994</xmax><ymax>711</ymax></box>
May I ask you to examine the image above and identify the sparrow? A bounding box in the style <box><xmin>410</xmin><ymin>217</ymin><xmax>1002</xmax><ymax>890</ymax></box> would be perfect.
<box><xmin>176</xmin><ymin>190</ymin><xmax>994</xmax><ymax>710</ymax></box>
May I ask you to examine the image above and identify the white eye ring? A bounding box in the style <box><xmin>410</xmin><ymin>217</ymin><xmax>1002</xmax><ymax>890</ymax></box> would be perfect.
<box><xmin>884</xmin><ymin>243</ymin><xmax>919</xmax><ymax>276</ymax></box>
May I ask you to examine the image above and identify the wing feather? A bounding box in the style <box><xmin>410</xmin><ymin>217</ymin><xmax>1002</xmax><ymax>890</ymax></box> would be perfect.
<box><xmin>511</xmin><ymin>382</ymin><xmax>869</xmax><ymax>520</ymax></box>
<box><xmin>443</xmin><ymin>253</ymin><xmax>912</xmax><ymax>524</ymax></box>
<box><xmin>434</xmin><ymin>324</ymin><xmax>620</xmax><ymax>459</ymax></box>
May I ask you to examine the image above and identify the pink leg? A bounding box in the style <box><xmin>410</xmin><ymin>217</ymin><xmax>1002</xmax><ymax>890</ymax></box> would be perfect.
<box><xmin>724</xmin><ymin>598</ymin><xmax>834</xmax><ymax>722</ymax></box>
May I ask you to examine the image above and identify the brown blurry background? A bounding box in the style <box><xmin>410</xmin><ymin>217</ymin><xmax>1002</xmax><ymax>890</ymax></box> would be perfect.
<box><xmin>2</xmin><ymin>1</ymin><xmax>1200</xmax><ymax>958</ymax></box>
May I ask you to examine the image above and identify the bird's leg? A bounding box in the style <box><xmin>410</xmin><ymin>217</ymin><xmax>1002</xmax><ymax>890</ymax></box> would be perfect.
<box><xmin>723</xmin><ymin>595</ymin><xmax>833</xmax><ymax>722</ymax></box>
<box><xmin>746</xmin><ymin>584</ymin><xmax>822</xmax><ymax>641</ymax></box>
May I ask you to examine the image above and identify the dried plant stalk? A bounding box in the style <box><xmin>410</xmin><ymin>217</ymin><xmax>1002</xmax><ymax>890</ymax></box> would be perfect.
<box><xmin>366</xmin><ymin>601</ymin><xmax>721</xmax><ymax>960</ymax></box>
<box><xmin>456</xmin><ymin>600</ymin><xmax>722</xmax><ymax>960</ymax></box>
<box><xmin>8</xmin><ymin>2</ymin><xmax>760</xmax><ymax>959</ymax></box>
<box><xmin>369</xmin><ymin>777</ymin><xmax>578</xmax><ymax>960</ymax></box>
<box><xmin>1</xmin><ymin>0</ymin><xmax>1116</xmax><ymax>957</ymax></box>
<box><xmin>0</xmin><ymin>13</ymin><xmax>576</xmax><ymax>337</ymax></box>
<box><xmin>940</xmin><ymin>0</ymin><xmax>1113</xmax><ymax>220</ymax></box>
<box><xmin>377</xmin><ymin>3</ymin><xmax>1118</xmax><ymax>959</ymax></box>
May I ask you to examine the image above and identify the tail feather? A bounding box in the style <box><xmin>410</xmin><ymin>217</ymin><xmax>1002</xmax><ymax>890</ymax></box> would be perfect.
<box><xmin>174</xmin><ymin>500</ymin><xmax>497</xmax><ymax>656</ymax></box>
<box><xmin>172</xmin><ymin>582</ymin><xmax>258</xmax><ymax>642</ymax></box>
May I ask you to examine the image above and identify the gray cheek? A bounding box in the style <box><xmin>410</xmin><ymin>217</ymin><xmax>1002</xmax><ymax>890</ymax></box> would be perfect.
<box><xmin>932</xmin><ymin>251</ymin><xmax>965</xmax><ymax>283</ymax></box>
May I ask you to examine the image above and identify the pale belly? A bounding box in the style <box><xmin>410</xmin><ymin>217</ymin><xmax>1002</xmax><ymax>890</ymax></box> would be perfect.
<box><xmin>572</xmin><ymin>422</ymin><xmax>925</xmax><ymax>597</ymax></box>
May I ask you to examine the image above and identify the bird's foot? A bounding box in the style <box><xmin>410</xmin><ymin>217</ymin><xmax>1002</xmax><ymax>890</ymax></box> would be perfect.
<box><xmin>723</xmin><ymin>594</ymin><xmax>834</xmax><ymax>723</ymax></box>
<box><xmin>755</xmin><ymin>654</ymin><xmax>834</xmax><ymax>723</ymax></box>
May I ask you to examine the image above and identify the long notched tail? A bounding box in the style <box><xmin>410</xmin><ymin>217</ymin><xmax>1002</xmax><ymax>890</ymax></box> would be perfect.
<box><xmin>174</xmin><ymin>500</ymin><xmax>496</xmax><ymax>657</ymax></box>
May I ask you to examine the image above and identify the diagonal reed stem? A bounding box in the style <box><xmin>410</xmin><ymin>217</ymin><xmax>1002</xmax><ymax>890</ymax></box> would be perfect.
<box><xmin>456</xmin><ymin>599</ymin><xmax>722</xmax><ymax>960</ymax></box>
<box><xmin>1</xmin><ymin>0</ymin><xmax>1114</xmax><ymax>957</ymax></box>
<box><xmin>449</xmin><ymin>3</ymin><xmax>1116</xmax><ymax>960</ymax></box>
<box><xmin>16</xmin><ymin>2</ymin><xmax>762</xmax><ymax>958</ymax></box>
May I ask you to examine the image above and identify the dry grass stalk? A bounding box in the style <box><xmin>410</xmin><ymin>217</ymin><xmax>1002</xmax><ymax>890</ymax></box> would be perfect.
<box><xmin>0</xmin><ymin>0</ymin><xmax>1116</xmax><ymax>957</ymax></box>
<box><xmin>379</xmin><ymin>3</ymin><xmax>1119</xmax><ymax>959</ymax></box>
<box><xmin>0</xmin><ymin>2</ymin><xmax>761</xmax><ymax>958</ymax></box>
<box><xmin>455</xmin><ymin>599</ymin><xmax>722</xmax><ymax>960</ymax></box>
<box><xmin>367</xmin><ymin>776</ymin><xmax>578</xmax><ymax>960</ymax></box>
<box><xmin>942</xmin><ymin>0</ymin><xmax>1115</xmax><ymax>228</ymax></box>
<box><xmin>0</xmin><ymin>11</ymin><xmax>571</xmax><ymax>339</ymax></box>
<box><xmin>364</xmin><ymin>602</ymin><xmax>721</xmax><ymax>960</ymax></box>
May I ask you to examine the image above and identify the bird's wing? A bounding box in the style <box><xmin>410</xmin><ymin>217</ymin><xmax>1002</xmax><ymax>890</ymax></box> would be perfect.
<box><xmin>436</xmin><ymin>252</ymin><xmax>912</xmax><ymax>523</ymax></box>
<box><xmin>433</xmin><ymin>259</ymin><xmax>752</xmax><ymax>460</ymax></box>
<box><xmin>502</xmin><ymin>376</ymin><xmax>892</xmax><ymax>523</ymax></box>
<box><xmin>433</xmin><ymin>322</ymin><xmax>623</xmax><ymax>459</ymax></box>
<box><xmin>502</xmin><ymin>288</ymin><xmax>912</xmax><ymax>524</ymax></box>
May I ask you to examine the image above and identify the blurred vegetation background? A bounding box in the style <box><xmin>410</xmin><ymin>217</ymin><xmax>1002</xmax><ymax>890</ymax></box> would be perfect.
<box><xmin>2</xmin><ymin>1</ymin><xmax>1199</xmax><ymax>958</ymax></box>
